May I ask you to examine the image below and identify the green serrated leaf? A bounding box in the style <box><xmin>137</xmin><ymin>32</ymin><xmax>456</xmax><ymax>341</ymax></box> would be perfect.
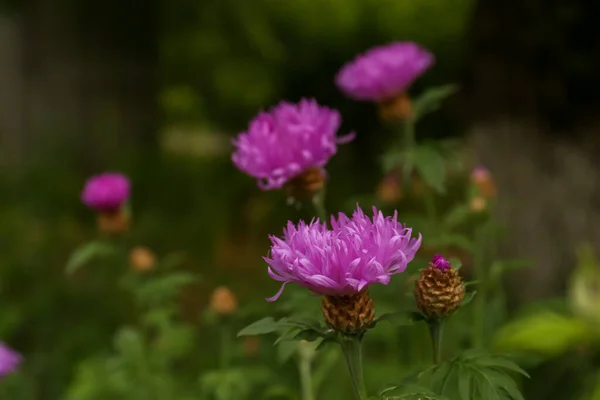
<box><xmin>411</xmin><ymin>84</ymin><xmax>459</xmax><ymax>120</ymax></box>
<box><xmin>457</xmin><ymin>364</ymin><xmax>472</xmax><ymax>400</ymax></box>
<box><xmin>475</xmin><ymin>356</ymin><xmax>530</xmax><ymax>378</ymax></box>
<box><xmin>461</xmin><ymin>291</ymin><xmax>477</xmax><ymax>307</ymax></box>
<box><xmin>412</xmin><ymin>145</ymin><xmax>446</xmax><ymax>193</ymax></box>
<box><xmin>65</xmin><ymin>241</ymin><xmax>116</xmax><ymax>275</ymax></box>
<box><xmin>238</xmin><ymin>317</ymin><xmax>280</xmax><ymax>337</ymax></box>
<box><xmin>380</xmin><ymin>383</ymin><xmax>450</xmax><ymax>400</ymax></box>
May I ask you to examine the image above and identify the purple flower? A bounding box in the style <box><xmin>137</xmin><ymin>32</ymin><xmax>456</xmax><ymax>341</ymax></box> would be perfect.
<box><xmin>431</xmin><ymin>254</ymin><xmax>451</xmax><ymax>271</ymax></box>
<box><xmin>335</xmin><ymin>42</ymin><xmax>434</xmax><ymax>102</ymax></box>
<box><xmin>232</xmin><ymin>98</ymin><xmax>354</xmax><ymax>190</ymax></box>
<box><xmin>81</xmin><ymin>172</ymin><xmax>130</xmax><ymax>212</ymax></box>
<box><xmin>471</xmin><ymin>165</ymin><xmax>491</xmax><ymax>182</ymax></box>
<box><xmin>264</xmin><ymin>206</ymin><xmax>422</xmax><ymax>301</ymax></box>
<box><xmin>0</xmin><ymin>343</ymin><xmax>21</xmax><ymax>379</ymax></box>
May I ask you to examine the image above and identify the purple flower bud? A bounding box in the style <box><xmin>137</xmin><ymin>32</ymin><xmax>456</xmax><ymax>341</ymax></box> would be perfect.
<box><xmin>81</xmin><ymin>172</ymin><xmax>130</xmax><ymax>212</ymax></box>
<box><xmin>336</xmin><ymin>42</ymin><xmax>434</xmax><ymax>102</ymax></box>
<box><xmin>0</xmin><ymin>343</ymin><xmax>21</xmax><ymax>379</ymax></box>
<box><xmin>431</xmin><ymin>254</ymin><xmax>451</xmax><ymax>271</ymax></box>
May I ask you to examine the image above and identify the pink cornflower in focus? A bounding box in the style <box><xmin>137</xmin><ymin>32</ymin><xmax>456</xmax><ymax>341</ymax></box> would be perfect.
<box><xmin>231</xmin><ymin>98</ymin><xmax>354</xmax><ymax>192</ymax></box>
<box><xmin>264</xmin><ymin>205</ymin><xmax>422</xmax><ymax>301</ymax></box>
<box><xmin>336</xmin><ymin>42</ymin><xmax>434</xmax><ymax>102</ymax></box>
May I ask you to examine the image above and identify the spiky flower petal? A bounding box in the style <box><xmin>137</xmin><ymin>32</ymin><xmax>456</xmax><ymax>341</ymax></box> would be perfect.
<box><xmin>265</xmin><ymin>205</ymin><xmax>422</xmax><ymax>301</ymax></box>
<box><xmin>232</xmin><ymin>98</ymin><xmax>354</xmax><ymax>191</ymax></box>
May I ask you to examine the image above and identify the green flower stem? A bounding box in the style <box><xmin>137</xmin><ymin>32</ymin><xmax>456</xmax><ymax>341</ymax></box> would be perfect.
<box><xmin>428</xmin><ymin>319</ymin><xmax>445</xmax><ymax>364</ymax></box>
<box><xmin>219</xmin><ymin>320</ymin><xmax>233</xmax><ymax>369</ymax></box>
<box><xmin>339</xmin><ymin>335</ymin><xmax>368</xmax><ymax>400</ymax></box>
<box><xmin>312</xmin><ymin>187</ymin><xmax>328</xmax><ymax>222</ymax></box>
<box><xmin>298</xmin><ymin>342</ymin><xmax>315</xmax><ymax>400</ymax></box>
<box><xmin>473</xmin><ymin>224</ymin><xmax>487</xmax><ymax>348</ymax></box>
<box><xmin>401</xmin><ymin>118</ymin><xmax>416</xmax><ymax>181</ymax></box>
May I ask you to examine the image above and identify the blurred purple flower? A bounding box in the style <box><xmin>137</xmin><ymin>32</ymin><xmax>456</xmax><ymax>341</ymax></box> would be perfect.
<box><xmin>81</xmin><ymin>172</ymin><xmax>130</xmax><ymax>212</ymax></box>
<box><xmin>431</xmin><ymin>254</ymin><xmax>451</xmax><ymax>271</ymax></box>
<box><xmin>264</xmin><ymin>205</ymin><xmax>422</xmax><ymax>301</ymax></box>
<box><xmin>0</xmin><ymin>343</ymin><xmax>21</xmax><ymax>379</ymax></box>
<box><xmin>231</xmin><ymin>98</ymin><xmax>354</xmax><ymax>190</ymax></box>
<box><xmin>471</xmin><ymin>165</ymin><xmax>491</xmax><ymax>181</ymax></box>
<box><xmin>335</xmin><ymin>42</ymin><xmax>434</xmax><ymax>102</ymax></box>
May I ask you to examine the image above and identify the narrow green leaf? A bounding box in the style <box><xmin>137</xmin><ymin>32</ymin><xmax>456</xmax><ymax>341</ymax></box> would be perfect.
<box><xmin>411</xmin><ymin>84</ymin><xmax>459</xmax><ymax>120</ymax></box>
<box><xmin>294</xmin><ymin>329</ymin><xmax>323</xmax><ymax>342</ymax></box>
<box><xmin>282</xmin><ymin>316</ymin><xmax>324</xmax><ymax>331</ymax></box>
<box><xmin>412</xmin><ymin>145</ymin><xmax>446</xmax><ymax>193</ymax></box>
<box><xmin>457</xmin><ymin>364</ymin><xmax>472</xmax><ymax>400</ymax></box>
<box><xmin>237</xmin><ymin>317</ymin><xmax>280</xmax><ymax>337</ymax></box>
<box><xmin>475</xmin><ymin>356</ymin><xmax>530</xmax><ymax>378</ymax></box>
<box><xmin>65</xmin><ymin>241</ymin><xmax>116</xmax><ymax>275</ymax></box>
<box><xmin>461</xmin><ymin>291</ymin><xmax>477</xmax><ymax>307</ymax></box>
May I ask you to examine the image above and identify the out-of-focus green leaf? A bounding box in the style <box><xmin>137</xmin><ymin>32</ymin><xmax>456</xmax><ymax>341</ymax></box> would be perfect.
<box><xmin>380</xmin><ymin>383</ymin><xmax>450</xmax><ymax>399</ymax></box>
<box><xmin>411</xmin><ymin>84</ymin><xmax>459</xmax><ymax>121</ymax></box>
<box><xmin>412</xmin><ymin>145</ymin><xmax>446</xmax><ymax>193</ymax></box>
<box><xmin>493</xmin><ymin>312</ymin><xmax>592</xmax><ymax>356</ymax></box>
<box><xmin>238</xmin><ymin>317</ymin><xmax>281</xmax><ymax>337</ymax></box>
<box><xmin>134</xmin><ymin>272</ymin><xmax>198</xmax><ymax>306</ymax></box>
<box><xmin>65</xmin><ymin>241</ymin><xmax>117</xmax><ymax>275</ymax></box>
<box><xmin>461</xmin><ymin>291</ymin><xmax>476</xmax><ymax>307</ymax></box>
<box><xmin>443</xmin><ymin>205</ymin><xmax>470</xmax><ymax>229</ymax></box>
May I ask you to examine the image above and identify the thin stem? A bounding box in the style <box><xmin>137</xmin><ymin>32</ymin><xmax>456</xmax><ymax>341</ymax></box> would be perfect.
<box><xmin>427</xmin><ymin>319</ymin><xmax>444</xmax><ymax>364</ymax></box>
<box><xmin>401</xmin><ymin>118</ymin><xmax>416</xmax><ymax>182</ymax></box>
<box><xmin>219</xmin><ymin>321</ymin><xmax>233</xmax><ymax>369</ymax></box>
<box><xmin>312</xmin><ymin>187</ymin><xmax>328</xmax><ymax>222</ymax></box>
<box><xmin>473</xmin><ymin>224</ymin><xmax>487</xmax><ymax>349</ymax></box>
<box><xmin>339</xmin><ymin>335</ymin><xmax>368</xmax><ymax>400</ymax></box>
<box><xmin>298</xmin><ymin>342</ymin><xmax>315</xmax><ymax>400</ymax></box>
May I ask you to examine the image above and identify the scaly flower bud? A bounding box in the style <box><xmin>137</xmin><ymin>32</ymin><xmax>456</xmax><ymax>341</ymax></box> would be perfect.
<box><xmin>378</xmin><ymin>93</ymin><xmax>413</xmax><ymax>122</ymax></box>
<box><xmin>97</xmin><ymin>208</ymin><xmax>130</xmax><ymax>235</ymax></box>
<box><xmin>321</xmin><ymin>291</ymin><xmax>375</xmax><ymax>334</ymax></box>
<box><xmin>284</xmin><ymin>166</ymin><xmax>327</xmax><ymax>200</ymax></box>
<box><xmin>414</xmin><ymin>254</ymin><xmax>465</xmax><ymax>320</ymax></box>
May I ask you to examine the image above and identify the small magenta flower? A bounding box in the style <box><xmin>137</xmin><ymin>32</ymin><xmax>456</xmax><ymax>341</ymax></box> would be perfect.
<box><xmin>335</xmin><ymin>42</ymin><xmax>434</xmax><ymax>103</ymax></box>
<box><xmin>470</xmin><ymin>164</ymin><xmax>496</xmax><ymax>199</ymax></box>
<box><xmin>232</xmin><ymin>98</ymin><xmax>354</xmax><ymax>197</ymax></box>
<box><xmin>265</xmin><ymin>205</ymin><xmax>421</xmax><ymax>333</ymax></box>
<box><xmin>81</xmin><ymin>172</ymin><xmax>130</xmax><ymax>212</ymax></box>
<box><xmin>0</xmin><ymin>343</ymin><xmax>21</xmax><ymax>379</ymax></box>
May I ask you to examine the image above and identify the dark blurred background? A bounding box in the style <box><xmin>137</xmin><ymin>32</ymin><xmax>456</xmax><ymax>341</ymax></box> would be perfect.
<box><xmin>1</xmin><ymin>0</ymin><xmax>600</xmax><ymax>398</ymax></box>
